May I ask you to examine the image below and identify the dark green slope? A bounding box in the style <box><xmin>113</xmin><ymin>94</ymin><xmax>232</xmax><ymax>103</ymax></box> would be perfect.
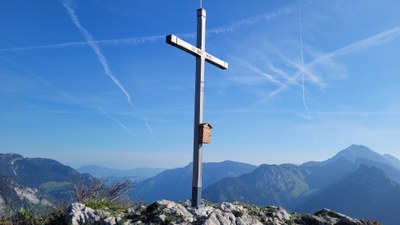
<box><xmin>203</xmin><ymin>164</ymin><xmax>310</xmax><ymax>208</ymax></box>
<box><xmin>297</xmin><ymin>165</ymin><xmax>400</xmax><ymax>225</ymax></box>
<box><xmin>0</xmin><ymin>176</ymin><xmax>24</xmax><ymax>216</ymax></box>
<box><xmin>0</xmin><ymin>153</ymin><xmax>96</xmax><ymax>203</ymax></box>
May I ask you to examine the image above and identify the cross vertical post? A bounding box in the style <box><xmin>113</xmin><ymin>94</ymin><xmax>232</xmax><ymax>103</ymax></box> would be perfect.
<box><xmin>192</xmin><ymin>8</ymin><xmax>206</xmax><ymax>208</ymax></box>
<box><xmin>166</xmin><ymin>7</ymin><xmax>228</xmax><ymax>208</ymax></box>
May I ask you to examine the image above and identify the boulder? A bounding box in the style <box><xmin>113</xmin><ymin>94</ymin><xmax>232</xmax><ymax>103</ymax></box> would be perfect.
<box><xmin>68</xmin><ymin>202</ymin><xmax>100</xmax><ymax>225</ymax></box>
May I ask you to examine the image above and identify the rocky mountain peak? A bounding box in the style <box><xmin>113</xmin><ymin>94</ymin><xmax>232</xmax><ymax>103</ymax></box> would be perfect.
<box><xmin>328</xmin><ymin>145</ymin><xmax>389</xmax><ymax>165</ymax></box>
<box><xmin>0</xmin><ymin>153</ymin><xmax>24</xmax><ymax>159</ymax></box>
<box><xmin>67</xmin><ymin>200</ymin><xmax>380</xmax><ymax>225</ymax></box>
<box><xmin>0</xmin><ymin>153</ymin><xmax>24</xmax><ymax>166</ymax></box>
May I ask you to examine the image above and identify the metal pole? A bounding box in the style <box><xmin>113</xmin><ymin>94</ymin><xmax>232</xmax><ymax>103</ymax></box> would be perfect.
<box><xmin>191</xmin><ymin>8</ymin><xmax>206</xmax><ymax>208</ymax></box>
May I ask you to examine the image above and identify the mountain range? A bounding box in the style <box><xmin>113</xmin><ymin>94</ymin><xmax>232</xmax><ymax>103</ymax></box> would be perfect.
<box><xmin>130</xmin><ymin>160</ymin><xmax>257</xmax><ymax>203</ymax></box>
<box><xmin>1</xmin><ymin>144</ymin><xmax>400</xmax><ymax>224</ymax></box>
<box><xmin>202</xmin><ymin>145</ymin><xmax>400</xmax><ymax>225</ymax></box>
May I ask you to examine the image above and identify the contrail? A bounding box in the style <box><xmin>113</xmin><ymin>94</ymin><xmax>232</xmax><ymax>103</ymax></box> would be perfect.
<box><xmin>0</xmin><ymin>4</ymin><xmax>296</xmax><ymax>53</ymax></box>
<box><xmin>266</xmin><ymin>60</ymin><xmax>293</xmax><ymax>82</ymax></box>
<box><xmin>63</xmin><ymin>0</ymin><xmax>154</xmax><ymax>136</ymax></box>
<box><xmin>63</xmin><ymin>0</ymin><xmax>133</xmax><ymax>106</ymax></box>
<box><xmin>238</xmin><ymin>59</ymin><xmax>286</xmax><ymax>87</ymax></box>
<box><xmin>144</xmin><ymin>119</ymin><xmax>154</xmax><ymax>138</ymax></box>
<box><xmin>111</xmin><ymin>117</ymin><xmax>137</xmax><ymax>137</ymax></box>
<box><xmin>298</xmin><ymin>7</ymin><xmax>311</xmax><ymax>115</ymax></box>
<box><xmin>0</xmin><ymin>41</ymin><xmax>88</xmax><ymax>52</ymax></box>
<box><xmin>0</xmin><ymin>35</ymin><xmax>165</xmax><ymax>52</ymax></box>
<box><xmin>267</xmin><ymin>26</ymin><xmax>400</xmax><ymax>100</ymax></box>
<box><xmin>208</xmin><ymin>4</ymin><xmax>295</xmax><ymax>35</ymax></box>
<box><xmin>98</xmin><ymin>108</ymin><xmax>136</xmax><ymax>137</ymax></box>
<box><xmin>310</xmin><ymin>26</ymin><xmax>400</xmax><ymax>66</ymax></box>
<box><xmin>275</xmin><ymin>50</ymin><xmax>325</xmax><ymax>88</ymax></box>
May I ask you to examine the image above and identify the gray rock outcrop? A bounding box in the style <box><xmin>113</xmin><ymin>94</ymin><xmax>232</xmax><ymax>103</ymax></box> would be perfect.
<box><xmin>67</xmin><ymin>200</ymin><xmax>380</xmax><ymax>225</ymax></box>
<box><xmin>68</xmin><ymin>202</ymin><xmax>101</xmax><ymax>225</ymax></box>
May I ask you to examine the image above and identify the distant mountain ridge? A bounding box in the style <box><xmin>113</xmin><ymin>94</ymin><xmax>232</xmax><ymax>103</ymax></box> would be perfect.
<box><xmin>326</xmin><ymin>144</ymin><xmax>392</xmax><ymax>165</ymax></box>
<box><xmin>383</xmin><ymin>153</ymin><xmax>400</xmax><ymax>170</ymax></box>
<box><xmin>130</xmin><ymin>160</ymin><xmax>257</xmax><ymax>203</ymax></box>
<box><xmin>202</xmin><ymin>144</ymin><xmax>400</xmax><ymax>225</ymax></box>
<box><xmin>77</xmin><ymin>165</ymin><xmax>165</xmax><ymax>183</ymax></box>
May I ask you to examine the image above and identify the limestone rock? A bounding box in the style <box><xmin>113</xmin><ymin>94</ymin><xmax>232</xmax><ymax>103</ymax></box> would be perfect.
<box><xmin>204</xmin><ymin>208</ymin><xmax>236</xmax><ymax>225</ymax></box>
<box><xmin>68</xmin><ymin>202</ymin><xmax>100</xmax><ymax>225</ymax></box>
<box><xmin>157</xmin><ymin>199</ymin><xmax>194</xmax><ymax>222</ymax></box>
<box><xmin>314</xmin><ymin>208</ymin><xmax>365</xmax><ymax>224</ymax></box>
<box><xmin>67</xmin><ymin>200</ymin><xmax>380</xmax><ymax>225</ymax></box>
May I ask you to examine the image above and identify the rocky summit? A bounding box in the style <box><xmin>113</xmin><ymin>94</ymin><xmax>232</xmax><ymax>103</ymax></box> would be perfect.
<box><xmin>68</xmin><ymin>200</ymin><xmax>380</xmax><ymax>225</ymax></box>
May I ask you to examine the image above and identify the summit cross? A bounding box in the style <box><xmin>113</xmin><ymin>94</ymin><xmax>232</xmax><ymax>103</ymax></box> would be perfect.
<box><xmin>166</xmin><ymin>8</ymin><xmax>228</xmax><ymax>208</ymax></box>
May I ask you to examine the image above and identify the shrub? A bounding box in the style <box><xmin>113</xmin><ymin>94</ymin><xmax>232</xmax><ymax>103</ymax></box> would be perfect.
<box><xmin>2</xmin><ymin>179</ymin><xmax>134</xmax><ymax>225</ymax></box>
<box><xmin>42</xmin><ymin>203</ymin><xmax>68</xmax><ymax>225</ymax></box>
<box><xmin>11</xmin><ymin>209</ymin><xmax>41</xmax><ymax>225</ymax></box>
<box><xmin>73</xmin><ymin>179</ymin><xmax>133</xmax><ymax>203</ymax></box>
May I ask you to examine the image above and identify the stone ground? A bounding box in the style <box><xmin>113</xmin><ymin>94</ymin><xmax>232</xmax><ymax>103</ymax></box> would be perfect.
<box><xmin>68</xmin><ymin>200</ymin><xmax>381</xmax><ymax>225</ymax></box>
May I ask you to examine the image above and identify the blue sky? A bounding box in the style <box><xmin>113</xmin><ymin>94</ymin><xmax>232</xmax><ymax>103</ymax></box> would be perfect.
<box><xmin>1</xmin><ymin>0</ymin><xmax>400</xmax><ymax>169</ymax></box>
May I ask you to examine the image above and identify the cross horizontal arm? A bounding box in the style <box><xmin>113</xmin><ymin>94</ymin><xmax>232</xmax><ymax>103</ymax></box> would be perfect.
<box><xmin>166</xmin><ymin>34</ymin><xmax>228</xmax><ymax>70</ymax></box>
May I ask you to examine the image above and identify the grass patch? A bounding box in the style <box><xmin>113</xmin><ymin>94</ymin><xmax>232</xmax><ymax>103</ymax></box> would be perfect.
<box><xmin>85</xmin><ymin>199</ymin><xmax>129</xmax><ymax>216</ymax></box>
<box><xmin>39</xmin><ymin>181</ymin><xmax>71</xmax><ymax>192</ymax></box>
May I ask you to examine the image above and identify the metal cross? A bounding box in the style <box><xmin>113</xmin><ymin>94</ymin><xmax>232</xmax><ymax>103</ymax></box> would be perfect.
<box><xmin>166</xmin><ymin>8</ymin><xmax>228</xmax><ymax>207</ymax></box>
